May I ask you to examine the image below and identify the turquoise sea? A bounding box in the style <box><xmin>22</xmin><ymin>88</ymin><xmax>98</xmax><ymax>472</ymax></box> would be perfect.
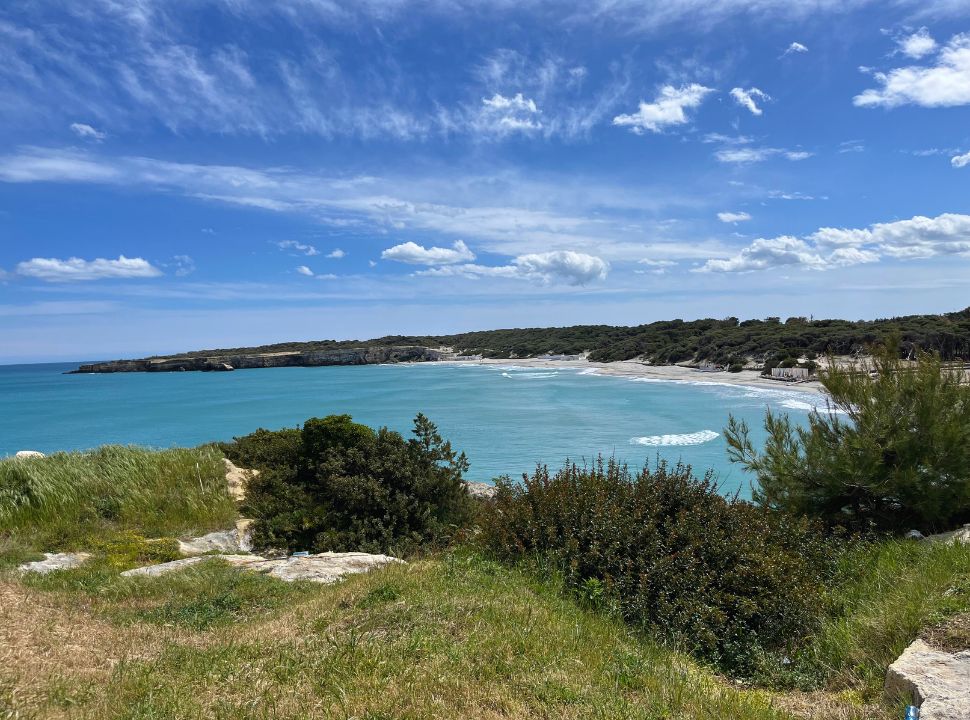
<box><xmin>0</xmin><ymin>362</ymin><xmax>825</xmax><ymax>496</ymax></box>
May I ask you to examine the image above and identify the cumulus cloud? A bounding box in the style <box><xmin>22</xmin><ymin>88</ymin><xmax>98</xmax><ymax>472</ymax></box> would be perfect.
<box><xmin>700</xmin><ymin>212</ymin><xmax>970</xmax><ymax>272</ymax></box>
<box><xmin>418</xmin><ymin>250</ymin><xmax>608</xmax><ymax>285</ymax></box>
<box><xmin>295</xmin><ymin>265</ymin><xmax>314</xmax><ymax>276</ymax></box>
<box><xmin>381</xmin><ymin>240</ymin><xmax>475</xmax><ymax>265</ymax></box>
<box><xmin>612</xmin><ymin>84</ymin><xmax>713</xmax><ymax>134</ymax></box>
<box><xmin>718</xmin><ymin>211</ymin><xmax>752</xmax><ymax>223</ymax></box>
<box><xmin>855</xmin><ymin>34</ymin><xmax>970</xmax><ymax>108</ymax></box>
<box><xmin>951</xmin><ymin>150</ymin><xmax>970</xmax><ymax>168</ymax></box>
<box><xmin>326</xmin><ymin>248</ymin><xmax>346</xmax><ymax>258</ymax></box>
<box><xmin>16</xmin><ymin>255</ymin><xmax>162</xmax><ymax>281</ymax></box>
<box><xmin>782</xmin><ymin>42</ymin><xmax>809</xmax><ymax>56</ymax></box>
<box><xmin>714</xmin><ymin>147</ymin><xmax>812</xmax><ymax>163</ymax></box>
<box><xmin>729</xmin><ymin>87</ymin><xmax>769</xmax><ymax>115</ymax></box>
<box><xmin>276</xmin><ymin>240</ymin><xmax>320</xmax><ymax>256</ymax></box>
<box><xmin>69</xmin><ymin>123</ymin><xmax>106</xmax><ymax>141</ymax></box>
<box><xmin>898</xmin><ymin>28</ymin><xmax>937</xmax><ymax>59</ymax></box>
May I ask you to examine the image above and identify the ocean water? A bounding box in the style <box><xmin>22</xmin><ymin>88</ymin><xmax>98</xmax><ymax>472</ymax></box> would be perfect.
<box><xmin>0</xmin><ymin>361</ymin><xmax>827</xmax><ymax>497</ymax></box>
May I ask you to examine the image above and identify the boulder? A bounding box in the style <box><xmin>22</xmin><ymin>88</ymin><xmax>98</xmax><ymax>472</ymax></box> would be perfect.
<box><xmin>15</xmin><ymin>450</ymin><xmax>45</xmax><ymax>459</ymax></box>
<box><xmin>252</xmin><ymin>551</ymin><xmax>403</xmax><ymax>584</ymax></box>
<box><xmin>885</xmin><ymin>639</ymin><xmax>970</xmax><ymax>720</ymax></box>
<box><xmin>925</xmin><ymin>524</ymin><xmax>970</xmax><ymax>546</ymax></box>
<box><xmin>177</xmin><ymin>519</ymin><xmax>254</xmax><ymax>556</ymax></box>
<box><xmin>19</xmin><ymin>552</ymin><xmax>90</xmax><ymax>574</ymax></box>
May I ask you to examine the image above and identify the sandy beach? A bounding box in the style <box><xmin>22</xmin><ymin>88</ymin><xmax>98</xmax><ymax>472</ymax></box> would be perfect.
<box><xmin>439</xmin><ymin>357</ymin><xmax>826</xmax><ymax>395</ymax></box>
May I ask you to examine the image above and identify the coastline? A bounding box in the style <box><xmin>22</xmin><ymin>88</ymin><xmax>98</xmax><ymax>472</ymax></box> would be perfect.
<box><xmin>433</xmin><ymin>357</ymin><xmax>826</xmax><ymax>395</ymax></box>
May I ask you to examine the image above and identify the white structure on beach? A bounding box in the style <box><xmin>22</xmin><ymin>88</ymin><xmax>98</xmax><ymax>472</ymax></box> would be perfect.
<box><xmin>771</xmin><ymin>366</ymin><xmax>811</xmax><ymax>380</ymax></box>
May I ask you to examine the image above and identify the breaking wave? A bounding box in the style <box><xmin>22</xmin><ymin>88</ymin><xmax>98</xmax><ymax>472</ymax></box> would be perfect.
<box><xmin>630</xmin><ymin>430</ymin><xmax>720</xmax><ymax>447</ymax></box>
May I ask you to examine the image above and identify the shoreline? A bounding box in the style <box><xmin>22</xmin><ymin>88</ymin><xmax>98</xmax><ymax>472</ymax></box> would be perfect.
<box><xmin>431</xmin><ymin>357</ymin><xmax>826</xmax><ymax>395</ymax></box>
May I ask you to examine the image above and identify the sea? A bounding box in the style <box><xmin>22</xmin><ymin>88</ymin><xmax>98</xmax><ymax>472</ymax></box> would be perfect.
<box><xmin>0</xmin><ymin>361</ymin><xmax>827</xmax><ymax>497</ymax></box>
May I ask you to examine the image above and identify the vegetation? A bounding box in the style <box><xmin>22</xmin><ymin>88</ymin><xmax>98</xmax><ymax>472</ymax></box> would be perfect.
<box><xmin>477</xmin><ymin>458</ymin><xmax>835</xmax><ymax>677</ymax></box>
<box><xmin>221</xmin><ymin>414</ymin><xmax>473</xmax><ymax>555</ymax></box>
<box><xmin>0</xmin><ymin>445</ymin><xmax>236</xmax><ymax>560</ymax></box>
<box><xmin>134</xmin><ymin>306</ymin><xmax>970</xmax><ymax>365</ymax></box>
<box><xmin>726</xmin><ymin>341</ymin><xmax>970</xmax><ymax>533</ymax></box>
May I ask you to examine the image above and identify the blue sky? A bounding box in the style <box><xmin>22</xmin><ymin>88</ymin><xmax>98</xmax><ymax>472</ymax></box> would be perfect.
<box><xmin>1</xmin><ymin>0</ymin><xmax>970</xmax><ymax>362</ymax></box>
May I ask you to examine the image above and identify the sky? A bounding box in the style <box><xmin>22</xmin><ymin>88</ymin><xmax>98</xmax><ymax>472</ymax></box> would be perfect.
<box><xmin>1</xmin><ymin>0</ymin><xmax>969</xmax><ymax>362</ymax></box>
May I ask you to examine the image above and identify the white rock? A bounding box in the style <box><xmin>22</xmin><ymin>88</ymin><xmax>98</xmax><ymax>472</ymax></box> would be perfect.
<box><xmin>885</xmin><ymin>639</ymin><xmax>970</xmax><ymax>720</ymax></box>
<box><xmin>925</xmin><ymin>524</ymin><xmax>970</xmax><ymax>546</ymax></box>
<box><xmin>465</xmin><ymin>481</ymin><xmax>497</xmax><ymax>499</ymax></box>
<box><xmin>15</xmin><ymin>450</ymin><xmax>45</xmax><ymax>459</ymax></box>
<box><xmin>120</xmin><ymin>554</ymin><xmax>265</xmax><ymax>578</ymax></box>
<box><xmin>248</xmin><ymin>552</ymin><xmax>403</xmax><ymax>584</ymax></box>
<box><xmin>19</xmin><ymin>552</ymin><xmax>90</xmax><ymax>574</ymax></box>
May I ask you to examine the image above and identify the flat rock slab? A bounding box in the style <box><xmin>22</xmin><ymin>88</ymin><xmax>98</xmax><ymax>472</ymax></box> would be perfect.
<box><xmin>885</xmin><ymin>639</ymin><xmax>970</xmax><ymax>720</ymax></box>
<box><xmin>925</xmin><ymin>523</ymin><xmax>970</xmax><ymax>546</ymax></box>
<box><xmin>178</xmin><ymin>519</ymin><xmax>253</xmax><ymax>556</ymax></box>
<box><xmin>119</xmin><ymin>551</ymin><xmax>402</xmax><ymax>584</ymax></box>
<box><xmin>120</xmin><ymin>554</ymin><xmax>263</xmax><ymax>578</ymax></box>
<box><xmin>19</xmin><ymin>552</ymin><xmax>91</xmax><ymax>574</ymax></box>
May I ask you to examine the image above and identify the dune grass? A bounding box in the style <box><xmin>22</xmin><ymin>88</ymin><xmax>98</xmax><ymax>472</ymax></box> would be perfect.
<box><xmin>789</xmin><ymin>537</ymin><xmax>970</xmax><ymax>695</ymax></box>
<box><xmin>0</xmin><ymin>445</ymin><xmax>236</xmax><ymax>560</ymax></box>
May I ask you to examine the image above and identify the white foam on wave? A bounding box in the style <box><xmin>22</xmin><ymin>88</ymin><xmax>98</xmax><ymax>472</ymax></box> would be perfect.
<box><xmin>630</xmin><ymin>430</ymin><xmax>720</xmax><ymax>447</ymax></box>
<box><xmin>501</xmin><ymin>371</ymin><xmax>560</xmax><ymax>379</ymax></box>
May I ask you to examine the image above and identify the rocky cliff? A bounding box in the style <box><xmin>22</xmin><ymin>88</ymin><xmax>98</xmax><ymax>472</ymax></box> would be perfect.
<box><xmin>69</xmin><ymin>346</ymin><xmax>445</xmax><ymax>373</ymax></box>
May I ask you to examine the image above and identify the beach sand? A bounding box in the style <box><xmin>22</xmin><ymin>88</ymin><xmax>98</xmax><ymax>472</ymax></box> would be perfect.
<box><xmin>438</xmin><ymin>357</ymin><xmax>826</xmax><ymax>395</ymax></box>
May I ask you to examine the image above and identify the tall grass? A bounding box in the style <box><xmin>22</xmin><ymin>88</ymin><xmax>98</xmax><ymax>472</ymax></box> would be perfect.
<box><xmin>0</xmin><ymin>446</ymin><xmax>236</xmax><ymax>553</ymax></box>
<box><xmin>791</xmin><ymin>538</ymin><xmax>970</xmax><ymax>694</ymax></box>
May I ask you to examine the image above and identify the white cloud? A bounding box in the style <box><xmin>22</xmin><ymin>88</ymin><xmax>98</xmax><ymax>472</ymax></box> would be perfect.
<box><xmin>782</xmin><ymin>42</ymin><xmax>809</xmax><ymax>56</ymax></box>
<box><xmin>16</xmin><ymin>255</ymin><xmax>162</xmax><ymax>281</ymax></box>
<box><xmin>295</xmin><ymin>265</ymin><xmax>314</xmax><ymax>276</ymax></box>
<box><xmin>381</xmin><ymin>240</ymin><xmax>475</xmax><ymax>265</ymax></box>
<box><xmin>898</xmin><ymin>28</ymin><xmax>938</xmax><ymax>59</ymax></box>
<box><xmin>717</xmin><ymin>211</ymin><xmax>752</xmax><ymax>223</ymax></box>
<box><xmin>326</xmin><ymin>248</ymin><xmax>346</xmax><ymax>258</ymax></box>
<box><xmin>478</xmin><ymin>93</ymin><xmax>542</xmax><ymax>134</ymax></box>
<box><xmin>69</xmin><ymin>122</ymin><xmax>106</xmax><ymax>141</ymax></box>
<box><xmin>418</xmin><ymin>250</ymin><xmax>608</xmax><ymax>285</ymax></box>
<box><xmin>839</xmin><ymin>140</ymin><xmax>865</xmax><ymax>153</ymax></box>
<box><xmin>612</xmin><ymin>84</ymin><xmax>713</xmax><ymax>134</ymax></box>
<box><xmin>277</xmin><ymin>240</ymin><xmax>320</xmax><ymax>256</ymax></box>
<box><xmin>855</xmin><ymin>34</ymin><xmax>970</xmax><ymax>108</ymax></box>
<box><xmin>700</xmin><ymin>212</ymin><xmax>970</xmax><ymax>272</ymax></box>
<box><xmin>714</xmin><ymin>147</ymin><xmax>812</xmax><ymax>163</ymax></box>
<box><xmin>729</xmin><ymin>87</ymin><xmax>769</xmax><ymax>115</ymax></box>
<box><xmin>951</xmin><ymin>150</ymin><xmax>970</xmax><ymax>167</ymax></box>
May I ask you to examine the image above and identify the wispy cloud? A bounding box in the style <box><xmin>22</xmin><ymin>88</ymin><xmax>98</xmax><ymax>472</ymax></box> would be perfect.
<box><xmin>714</xmin><ymin>146</ymin><xmax>812</xmax><ymax>163</ymax></box>
<box><xmin>717</xmin><ymin>211</ymin><xmax>751</xmax><ymax>223</ymax></box>
<box><xmin>729</xmin><ymin>87</ymin><xmax>768</xmax><ymax>115</ymax></box>
<box><xmin>69</xmin><ymin>122</ymin><xmax>106</xmax><ymax>141</ymax></box>
<box><xmin>276</xmin><ymin>240</ymin><xmax>320</xmax><ymax>256</ymax></box>
<box><xmin>782</xmin><ymin>42</ymin><xmax>809</xmax><ymax>57</ymax></box>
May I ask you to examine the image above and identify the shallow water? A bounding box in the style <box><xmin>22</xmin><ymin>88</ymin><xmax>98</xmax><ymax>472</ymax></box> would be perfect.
<box><xmin>0</xmin><ymin>361</ymin><xmax>827</xmax><ymax>496</ymax></box>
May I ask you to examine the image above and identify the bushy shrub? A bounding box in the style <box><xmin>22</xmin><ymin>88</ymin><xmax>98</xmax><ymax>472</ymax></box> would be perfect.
<box><xmin>726</xmin><ymin>339</ymin><xmax>970</xmax><ymax>533</ymax></box>
<box><xmin>224</xmin><ymin>414</ymin><xmax>472</xmax><ymax>555</ymax></box>
<box><xmin>477</xmin><ymin>457</ymin><xmax>833</xmax><ymax>675</ymax></box>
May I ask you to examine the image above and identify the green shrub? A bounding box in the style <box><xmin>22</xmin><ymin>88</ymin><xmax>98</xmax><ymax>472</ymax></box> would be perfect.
<box><xmin>726</xmin><ymin>339</ymin><xmax>970</xmax><ymax>533</ymax></box>
<box><xmin>228</xmin><ymin>414</ymin><xmax>473</xmax><ymax>555</ymax></box>
<box><xmin>477</xmin><ymin>457</ymin><xmax>834</xmax><ymax>676</ymax></box>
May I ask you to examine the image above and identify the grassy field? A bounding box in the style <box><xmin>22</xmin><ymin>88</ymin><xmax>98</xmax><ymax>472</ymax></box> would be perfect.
<box><xmin>1</xmin><ymin>449</ymin><xmax>967</xmax><ymax>720</ymax></box>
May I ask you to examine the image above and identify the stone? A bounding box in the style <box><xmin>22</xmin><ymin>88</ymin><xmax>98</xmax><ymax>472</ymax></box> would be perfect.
<box><xmin>885</xmin><ymin>639</ymin><xmax>970</xmax><ymax>720</ymax></box>
<box><xmin>120</xmin><ymin>554</ymin><xmax>265</xmax><ymax>578</ymax></box>
<box><xmin>925</xmin><ymin>523</ymin><xmax>970</xmax><ymax>546</ymax></box>
<box><xmin>178</xmin><ymin>518</ymin><xmax>254</xmax><ymax>555</ymax></box>
<box><xmin>224</xmin><ymin>458</ymin><xmax>257</xmax><ymax>501</ymax></box>
<box><xmin>250</xmin><ymin>551</ymin><xmax>403</xmax><ymax>584</ymax></box>
<box><xmin>906</xmin><ymin>529</ymin><xmax>925</xmax><ymax>540</ymax></box>
<box><xmin>19</xmin><ymin>552</ymin><xmax>91</xmax><ymax>574</ymax></box>
<box><xmin>15</xmin><ymin>450</ymin><xmax>45</xmax><ymax>459</ymax></box>
<box><xmin>465</xmin><ymin>481</ymin><xmax>497</xmax><ymax>499</ymax></box>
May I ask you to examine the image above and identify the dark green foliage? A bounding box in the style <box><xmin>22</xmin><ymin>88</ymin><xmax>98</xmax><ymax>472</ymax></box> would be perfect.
<box><xmin>477</xmin><ymin>457</ymin><xmax>833</xmax><ymax>676</ymax></box>
<box><xmin>228</xmin><ymin>414</ymin><xmax>472</xmax><ymax>555</ymax></box>
<box><xmin>726</xmin><ymin>340</ymin><xmax>970</xmax><ymax>533</ymax></box>
<box><xmin>137</xmin><ymin>307</ymin><xmax>970</xmax><ymax>366</ymax></box>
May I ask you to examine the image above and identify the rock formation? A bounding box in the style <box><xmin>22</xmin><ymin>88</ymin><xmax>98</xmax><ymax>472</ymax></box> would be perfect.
<box><xmin>885</xmin><ymin>639</ymin><xmax>970</xmax><ymax>720</ymax></box>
